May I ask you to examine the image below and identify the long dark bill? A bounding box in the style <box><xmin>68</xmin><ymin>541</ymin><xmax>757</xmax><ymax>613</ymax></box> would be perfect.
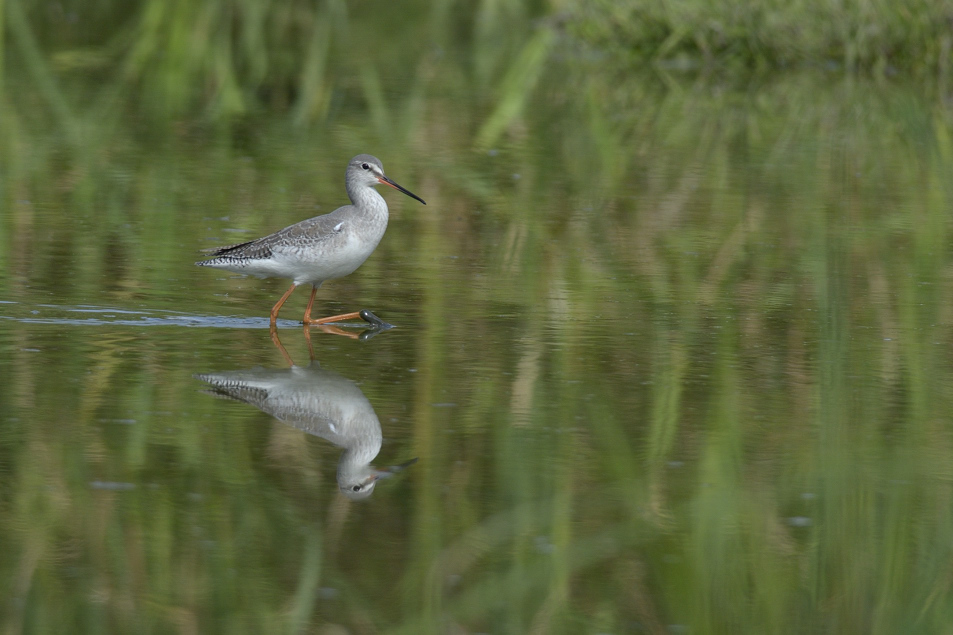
<box><xmin>379</xmin><ymin>176</ymin><xmax>426</xmax><ymax>205</ymax></box>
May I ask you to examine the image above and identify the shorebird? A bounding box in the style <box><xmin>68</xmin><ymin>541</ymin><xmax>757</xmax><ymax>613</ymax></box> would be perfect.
<box><xmin>196</xmin><ymin>361</ymin><xmax>417</xmax><ymax>500</ymax></box>
<box><xmin>196</xmin><ymin>154</ymin><xmax>425</xmax><ymax>326</ymax></box>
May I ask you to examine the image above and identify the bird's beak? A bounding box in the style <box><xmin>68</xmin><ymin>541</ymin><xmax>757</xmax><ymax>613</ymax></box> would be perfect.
<box><xmin>373</xmin><ymin>457</ymin><xmax>419</xmax><ymax>480</ymax></box>
<box><xmin>378</xmin><ymin>175</ymin><xmax>426</xmax><ymax>205</ymax></box>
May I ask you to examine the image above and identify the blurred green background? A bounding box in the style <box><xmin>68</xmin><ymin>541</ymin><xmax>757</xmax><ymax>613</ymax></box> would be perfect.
<box><xmin>3</xmin><ymin>0</ymin><xmax>953</xmax><ymax>633</ymax></box>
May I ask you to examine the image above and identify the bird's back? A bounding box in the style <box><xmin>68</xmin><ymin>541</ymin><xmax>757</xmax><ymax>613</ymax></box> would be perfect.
<box><xmin>195</xmin><ymin>204</ymin><xmax>387</xmax><ymax>285</ymax></box>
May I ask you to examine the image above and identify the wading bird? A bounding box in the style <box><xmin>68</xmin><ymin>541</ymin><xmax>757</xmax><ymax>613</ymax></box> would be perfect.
<box><xmin>197</xmin><ymin>154</ymin><xmax>425</xmax><ymax>326</ymax></box>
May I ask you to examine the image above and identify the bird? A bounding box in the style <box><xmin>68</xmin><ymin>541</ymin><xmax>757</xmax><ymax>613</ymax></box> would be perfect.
<box><xmin>196</xmin><ymin>154</ymin><xmax>425</xmax><ymax>327</ymax></box>
<box><xmin>195</xmin><ymin>361</ymin><xmax>417</xmax><ymax>500</ymax></box>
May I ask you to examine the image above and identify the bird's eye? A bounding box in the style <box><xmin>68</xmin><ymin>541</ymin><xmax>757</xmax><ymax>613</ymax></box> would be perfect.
<box><xmin>361</xmin><ymin>163</ymin><xmax>370</xmax><ymax>170</ymax></box>
<box><xmin>352</xmin><ymin>485</ymin><xmax>361</xmax><ymax>492</ymax></box>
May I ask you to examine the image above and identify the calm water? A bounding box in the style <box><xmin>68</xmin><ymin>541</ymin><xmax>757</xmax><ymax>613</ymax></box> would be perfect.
<box><xmin>3</xmin><ymin>36</ymin><xmax>953</xmax><ymax>634</ymax></box>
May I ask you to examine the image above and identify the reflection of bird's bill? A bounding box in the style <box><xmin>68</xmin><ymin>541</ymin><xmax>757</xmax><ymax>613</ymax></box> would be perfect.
<box><xmin>374</xmin><ymin>457</ymin><xmax>419</xmax><ymax>480</ymax></box>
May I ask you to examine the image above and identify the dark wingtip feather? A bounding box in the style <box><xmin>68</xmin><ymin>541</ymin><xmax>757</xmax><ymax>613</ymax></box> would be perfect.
<box><xmin>200</xmin><ymin>239</ymin><xmax>256</xmax><ymax>256</ymax></box>
<box><xmin>195</xmin><ymin>238</ymin><xmax>274</xmax><ymax>265</ymax></box>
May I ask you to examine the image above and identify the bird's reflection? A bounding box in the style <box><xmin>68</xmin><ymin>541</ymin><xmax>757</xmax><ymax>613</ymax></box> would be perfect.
<box><xmin>195</xmin><ymin>333</ymin><xmax>414</xmax><ymax>500</ymax></box>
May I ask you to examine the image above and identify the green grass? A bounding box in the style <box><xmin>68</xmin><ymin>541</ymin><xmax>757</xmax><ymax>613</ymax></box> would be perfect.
<box><xmin>6</xmin><ymin>0</ymin><xmax>951</xmax><ymax>134</ymax></box>
<box><xmin>571</xmin><ymin>0</ymin><xmax>953</xmax><ymax>76</ymax></box>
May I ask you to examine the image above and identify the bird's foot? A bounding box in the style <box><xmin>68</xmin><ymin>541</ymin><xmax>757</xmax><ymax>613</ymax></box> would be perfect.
<box><xmin>358</xmin><ymin>310</ymin><xmax>394</xmax><ymax>330</ymax></box>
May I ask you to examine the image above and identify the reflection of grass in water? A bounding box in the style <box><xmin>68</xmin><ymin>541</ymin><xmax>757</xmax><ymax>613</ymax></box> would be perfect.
<box><xmin>394</xmin><ymin>74</ymin><xmax>953</xmax><ymax>631</ymax></box>
<box><xmin>3</xmin><ymin>15</ymin><xmax>953</xmax><ymax>634</ymax></box>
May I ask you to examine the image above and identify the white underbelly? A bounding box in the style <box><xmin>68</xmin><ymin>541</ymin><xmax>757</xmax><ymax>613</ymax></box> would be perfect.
<box><xmin>270</xmin><ymin>234</ymin><xmax>380</xmax><ymax>286</ymax></box>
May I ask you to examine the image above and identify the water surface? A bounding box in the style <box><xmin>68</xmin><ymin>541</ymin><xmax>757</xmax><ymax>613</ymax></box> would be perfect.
<box><xmin>2</xmin><ymin>49</ymin><xmax>953</xmax><ymax>634</ymax></box>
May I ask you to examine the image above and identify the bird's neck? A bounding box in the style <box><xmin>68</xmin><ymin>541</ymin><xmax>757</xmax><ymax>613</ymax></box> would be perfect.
<box><xmin>337</xmin><ymin>428</ymin><xmax>383</xmax><ymax>466</ymax></box>
<box><xmin>350</xmin><ymin>186</ymin><xmax>389</xmax><ymax>218</ymax></box>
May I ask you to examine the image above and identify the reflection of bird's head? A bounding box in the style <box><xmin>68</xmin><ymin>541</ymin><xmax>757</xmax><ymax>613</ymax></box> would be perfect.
<box><xmin>339</xmin><ymin>475</ymin><xmax>378</xmax><ymax>501</ymax></box>
<box><xmin>337</xmin><ymin>457</ymin><xmax>419</xmax><ymax>501</ymax></box>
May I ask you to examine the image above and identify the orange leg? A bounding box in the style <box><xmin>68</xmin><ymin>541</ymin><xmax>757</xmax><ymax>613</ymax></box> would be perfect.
<box><xmin>301</xmin><ymin>285</ymin><xmax>364</xmax><ymax>326</ymax></box>
<box><xmin>302</xmin><ymin>324</ymin><xmax>317</xmax><ymax>358</ymax></box>
<box><xmin>304</xmin><ymin>311</ymin><xmax>363</xmax><ymax>326</ymax></box>
<box><xmin>315</xmin><ymin>324</ymin><xmax>360</xmax><ymax>339</ymax></box>
<box><xmin>269</xmin><ymin>324</ymin><xmax>296</xmax><ymax>367</ymax></box>
<box><xmin>270</xmin><ymin>284</ymin><xmax>298</xmax><ymax>326</ymax></box>
<box><xmin>302</xmin><ymin>285</ymin><xmax>318</xmax><ymax>323</ymax></box>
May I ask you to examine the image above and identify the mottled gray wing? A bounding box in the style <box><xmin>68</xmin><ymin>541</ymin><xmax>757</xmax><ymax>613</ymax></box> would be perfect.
<box><xmin>194</xmin><ymin>371</ymin><xmax>340</xmax><ymax>437</ymax></box>
<box><xmin>195</xmin><ymin>374</ymin><xmax>271</xmax><ymax>409</ymax></box>
<box><xmin>201</xmin><ymin>238</ymin><xmax>273</xmax><ymax>260</ymax></box>
<box><xmin>201</xmin><ymin>210</ymin><xmax>348</xmax><ymax>259</ymax></box>
<box><xmin>261</xmin><ymin>211</ymin><xmax>349</xmax><ymax>252</ymax></box>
